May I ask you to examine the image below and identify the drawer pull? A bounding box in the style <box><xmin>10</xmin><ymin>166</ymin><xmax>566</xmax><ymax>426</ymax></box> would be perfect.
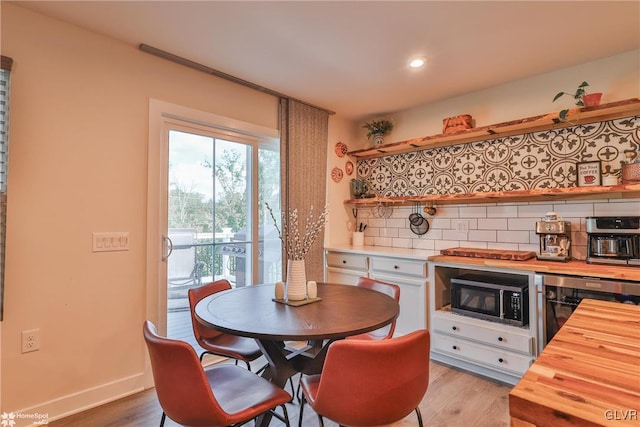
<box><xmin>498</xmin><ymin>336</ymin><xmax>503</xmax><ymax>342</ymax></box>
<box><xmin>452</xmin><ymin>326</ymin><xmax>457</xmax><ymax>331</ymax></box>
<box><xmin>394</xmin><ymin>265</ymin><xmax>399</xmax><ymax>269</ymax></box>
<box><xmin>342</xmin><ymin>260</ymin><xmax>347</xmax><ymax>264</ymax></box>
<box><xmin>498</xmin><ymin>358</ymin><xmax>504</xmax><ymax>363</ymax></box>
<box><xmin>452</xmin><ymin>345</ymin><xmax>458</xmax><ymax>350</ymax></box>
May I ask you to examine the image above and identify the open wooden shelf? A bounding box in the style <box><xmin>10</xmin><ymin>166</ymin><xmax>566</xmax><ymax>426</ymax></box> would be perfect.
<box><xmin>345</xmin><ymin>184</ymin><xmax>640</xmax><ymax>206</ymax></box>
<box><xmin>348</xmin><ymin>98</ymin><xmax>640</xmax><ymax>160</ymax></box>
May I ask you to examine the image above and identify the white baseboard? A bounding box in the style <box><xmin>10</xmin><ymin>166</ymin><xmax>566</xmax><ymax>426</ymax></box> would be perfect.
<box><xmin>12</xmin><ymin>373</ymin><xmax>145</xmax><ymax>426</ymax></box>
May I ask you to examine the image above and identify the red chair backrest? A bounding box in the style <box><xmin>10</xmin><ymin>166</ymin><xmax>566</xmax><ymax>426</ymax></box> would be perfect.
<box><xmin>143</xmin><ymin>321</ymin><xmax>230</xmax><ymax>426</ymax></box>
<box><xmin>312</xmin><ymin>329</ymin><xmax>431</xmax><ymax>426</ymax></box>
<box><xmin>188</xmin><ymin>280</ymin><xmax>232</xmax><ymax>341</ymax></box>
<box><xmin>356</xmin><ymin>276</ymin><xmax>401</xmax><ymax>339</ymax></box>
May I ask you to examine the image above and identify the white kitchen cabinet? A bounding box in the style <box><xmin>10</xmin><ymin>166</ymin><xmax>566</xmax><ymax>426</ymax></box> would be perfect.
<box><xmin>369</xmin><ymin>256</ymin><xmax>428</xmax><ymax>336</ymax></box>
<box><xmin>428</xmin><ymin>262</ymin><xmax>538</xmax><ymax>385</ymax></box>
<box><xmin>324</xmin><ymin>251</ymin><xmax>368</xmax><ymax>285</ymax></box>
<box><xmin>324</xmin><ymin>249</ymin><xmax>429</xmax><ymax>337</ymax></box>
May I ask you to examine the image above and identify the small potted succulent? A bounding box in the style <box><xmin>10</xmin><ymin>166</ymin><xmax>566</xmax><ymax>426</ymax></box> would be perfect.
<box><xmin>363</xmin><ymin>119</ymin><xmax>394</xmax><ymax>146</ymax></box>
<box><xmin>553</xmin><ymin>81</ymin><xmax>602</xmax><ymax>121</ymax></box>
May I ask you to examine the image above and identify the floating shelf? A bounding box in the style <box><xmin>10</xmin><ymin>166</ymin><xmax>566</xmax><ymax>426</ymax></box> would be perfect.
<box><xmin>345</xmin><ymin>184</ymin><xmax>640</xmax><ymax>206</ymax></box>
<box><xmin>348</xmin><ymin>98</ymin><xmax>640</xmax><ymax>160</ymax></box>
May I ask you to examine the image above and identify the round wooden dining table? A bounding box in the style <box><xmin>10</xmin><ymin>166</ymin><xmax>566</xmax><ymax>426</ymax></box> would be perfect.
<box><xmin>194</xmin><ymin>282</ymin><xmax>399</xmax><ymax>405</ymax></box>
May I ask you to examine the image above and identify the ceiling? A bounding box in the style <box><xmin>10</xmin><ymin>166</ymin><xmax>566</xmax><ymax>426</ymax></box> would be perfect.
<box><xmin>12</xmin><ymin>1</ymin><xmax>640</xmax><ymax>120</ymax></box>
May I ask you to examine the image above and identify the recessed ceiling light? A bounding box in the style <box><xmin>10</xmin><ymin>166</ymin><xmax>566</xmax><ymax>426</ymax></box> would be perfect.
<box><xmin>409</xmin><ymin>57</ymin><xmax>426</xmax><ymax>68</ymax></box>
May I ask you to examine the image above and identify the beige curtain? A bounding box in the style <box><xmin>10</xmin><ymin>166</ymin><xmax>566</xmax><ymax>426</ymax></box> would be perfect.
<box><xmin>280</xmin><ymin>98</ymin><xmax>329</xmax><ymax>281</ymax></box>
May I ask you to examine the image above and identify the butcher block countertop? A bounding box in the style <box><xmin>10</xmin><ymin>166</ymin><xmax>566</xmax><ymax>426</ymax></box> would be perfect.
<box><xmin>428</xmin><ymin>255</ymin><xmax>640</xmax><ymax>281</ymax></box>
<box><xmin>509</xmin><ymin>299</ymin><xmax>640</xmax><ymax>426</ymax></box>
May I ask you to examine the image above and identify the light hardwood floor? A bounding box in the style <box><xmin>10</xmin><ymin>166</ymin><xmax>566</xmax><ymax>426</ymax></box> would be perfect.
<box><xmin>49</xmin><ymin>359</ymin><xmax>512</xmax><ymax>427</ymax></box>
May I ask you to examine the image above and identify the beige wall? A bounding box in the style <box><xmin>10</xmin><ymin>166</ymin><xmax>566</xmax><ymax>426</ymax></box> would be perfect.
<box><xmin>0</xmin><ymin>3</ymin><xmax>279</xmax><ymax>416</ymax></box>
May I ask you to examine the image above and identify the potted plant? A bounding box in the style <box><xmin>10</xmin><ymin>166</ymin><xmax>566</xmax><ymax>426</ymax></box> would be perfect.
<box><xmin>553</xmin><ymin>81</ymin><xmax>602</xmax><ymax>121</ymax></box>
<box><xmin>363</xmin><ymin>119</ymin><xmax>394</xmax><ymax>146</ymax></box>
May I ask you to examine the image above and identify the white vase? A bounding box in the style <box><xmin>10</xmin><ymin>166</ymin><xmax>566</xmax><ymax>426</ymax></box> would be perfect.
<box><xmin>373</xmin><ymin>133</ymin><xmax>385</xmax><ymax>146</ymax></box>
<box><xmin>286</xmin><ymin>259</ymin><xmax>307</xmax><ymax>300</ymax></box>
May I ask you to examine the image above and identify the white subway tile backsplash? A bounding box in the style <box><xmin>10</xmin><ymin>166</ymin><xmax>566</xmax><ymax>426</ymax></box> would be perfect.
<box><xmin>434</xmin><ymin>206</ymin><xmax>460</xmax><ymax>218</ymax></box>
<box><xmin>497</xmin><ymin>230</ymin><xmax>530</xmax><ymax>244</ymax></box>
<box><xmin>594</xmin><ymin>200</ymin><xmax>640</xmax><ymax>216</ymax></box>
<box><xmin>459</xmin><ymin>206</ymin><xmax>487</xmax><ymax>218</ymax></box>
<box><xmin>380</xmin><ymin>227</ymin><xmax>399</xmax><ymax>238</ymax></box>
<box><xmin>487</xmin><ymin>205</ymin><xmax>518</xmax><ymax>218</ymax></box>
<box><xmin>517</xmin><ymin>204</ymin><xmax>553</xmax><ymax>218</ymax></box>
<box><xmin>374</xmin><ymin>236</ymin><xmax>393</xmax><ymax>246</ymax></box>
<box><xmin>508</xmin><ymin>218</ymin><xmax>536</xmax><ymax>231</ymax></box>
<box><xmin>430</xmin><ymin>218</ymin><xmax>451</xmax><ymax>229</ymax></box>
<box><xmin>552</xmin><ymin>203</ymin><xmax>594</xmax><ymax>218</ymax></box>
<box><xmin>478</xmin><ymin>218</ymin><xmax>508</xmax><ymax>230</ymax></box>
<box><xmin>468</xmin><ymin>230</ymin><xmax>497</xmax><ymax>242</ymax></box>
<box><xmin>443</xmin><ymin>230</ymin><xmax>471</xmax><ymax>240</ymax></box>
<box><xmin>356</xmin><ymin>199</ymin><xmax>636</xmax><ymax>262</ymax></box>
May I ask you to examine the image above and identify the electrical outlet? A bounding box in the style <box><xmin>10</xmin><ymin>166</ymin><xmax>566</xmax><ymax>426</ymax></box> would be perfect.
<box><xmin>21</xmin><ymin>329</ymin><xmax>40</xmax><ymax>353</ymax></box>
<box><xmin>455</xmin><ymin>220</ymin><xmax>469</xmax><ymax>233</ymax></box>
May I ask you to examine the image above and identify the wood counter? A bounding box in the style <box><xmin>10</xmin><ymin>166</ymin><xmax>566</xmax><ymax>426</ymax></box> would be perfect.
<box><xmin>509</xmin><ymin>299</ymin><xmax>640</xmax><ymax>427</ymax></box>
<box><xmin>428</xmin><ymin>255</ymin><xmax>640</xmax><ymax>281</ymax></box>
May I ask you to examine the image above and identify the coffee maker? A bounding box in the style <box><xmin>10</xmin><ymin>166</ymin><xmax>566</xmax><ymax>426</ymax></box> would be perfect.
<box><xmin>536</xmin><ymin>212</ymin><xmax>571</xmax><ymax>262</ymax></box>
<box><xmin>586</xmin><ymin>216</ymin><xmax>640</xmax><ymax>266</ymax></box>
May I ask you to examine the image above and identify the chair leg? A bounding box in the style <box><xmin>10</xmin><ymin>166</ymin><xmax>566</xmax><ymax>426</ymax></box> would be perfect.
<box><xmin>415</xmin><ymin>407</ymin><xmax>424</xmax><ymax>427</ymax></box>
<box><xmin>297</xmin><ymin>395</ymin><xmax>306</xmax><ymax>427</ymax></box>
<box><xmin>159</xmin><ymin>411</ymin><xmax>166</xmax><ymax>427</ymax></box>
<box><xmin>317</xmin><ymin>414</ymin><xmax>324</xmax><ymax>427</ymax></box>
<box><xmin>281</xmin><ymin>404</ymin><xmax>290</xmax><ymax>427</ymax></box>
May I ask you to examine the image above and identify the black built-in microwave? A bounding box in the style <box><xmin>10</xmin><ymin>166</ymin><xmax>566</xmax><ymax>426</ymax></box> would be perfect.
<box><xmin>451</xmin><ymin>273</ymin><xmax>529</xmax><ymax>327</ymax></box>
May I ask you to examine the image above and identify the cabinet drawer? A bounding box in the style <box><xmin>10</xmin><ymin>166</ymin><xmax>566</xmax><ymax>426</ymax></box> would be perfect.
<box><xmin>432</xmin><ymin>312</ymin><xmax>533</xmax><ymax>355</ymax></box>
<box><xmin>370</xmin><ymin>257</ymin><xmax>427</xmax><ymax>278</ymax></box>
<box><xmin>325</xmin><ymin>252</ymin><xmax>368</xmax><ymax>270</ymax></box>
<box><xmin>433</xmin><ymin>332</ymin><xmax>533</xmax><ymax>375</ymax></box>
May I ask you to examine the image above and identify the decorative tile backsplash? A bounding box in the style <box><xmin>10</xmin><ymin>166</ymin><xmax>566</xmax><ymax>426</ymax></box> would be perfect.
<box><xmin>354</xmin><ymin>115</ymin><xmax>640</xmax><ymax>259</ymax></box>
<box><xmin>357</xmin><ymin>116</ymin><xmax>640</xmax><ymax>197</ymax></box>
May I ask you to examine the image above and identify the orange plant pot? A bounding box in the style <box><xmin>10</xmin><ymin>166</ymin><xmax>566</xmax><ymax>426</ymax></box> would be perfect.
<box><xmin>582</xmin><ymin>93</ymin><xmax>602</xmax><ymax>107</ymax></box>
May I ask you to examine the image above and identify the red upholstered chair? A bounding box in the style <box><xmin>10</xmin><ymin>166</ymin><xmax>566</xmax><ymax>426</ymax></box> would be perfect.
<box><xmin>143</xmin><ymin>321</ymin><xmax>291</xmax><ymax>427</ymax></box>
<box><xmin>190</xmin><ymin>280</ymin><xmax>296</xmax><ymax>395</ymax></box>
<box><xmin>348</xmin><ymin>276</ymin><xmax>401</xmax><ymax>340</ymax></box>
<box><xmin>188</xmin><ymin>280</ymin><xmax>263</xmax><ymax>367</ymax></box>
<box><xmin>298</xmin><ymin>329</ymin><xmax>431</xmax><ymax>427</ymax></box>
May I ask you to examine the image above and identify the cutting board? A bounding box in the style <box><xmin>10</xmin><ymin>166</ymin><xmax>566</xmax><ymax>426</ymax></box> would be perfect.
<box><xmin>440</xmin><ymin>247</ymin><xmax>536</xmax><ymax>261</ymax></box>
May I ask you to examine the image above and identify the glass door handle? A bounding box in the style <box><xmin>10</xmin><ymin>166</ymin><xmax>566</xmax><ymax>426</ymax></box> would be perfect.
<box><xmin>162</xmin><ymin>236</ymin><xmax>173</xmax><ymax>262</ymax></box>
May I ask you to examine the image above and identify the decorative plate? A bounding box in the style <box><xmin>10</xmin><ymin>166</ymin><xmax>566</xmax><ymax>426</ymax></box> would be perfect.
<box><xmin>334</xmin><ymin>142</ymin><xmax>348</xmax><ymax>157</ymax></box>
<box><xmin>331</xmin><ymin>167</ymin><xmax>344</xmax><ymax>183</ymax></box>
<box><xmin>345</xmin><ymin>160</ymin><xmax>354</xmax><ymax>176</ymax></box>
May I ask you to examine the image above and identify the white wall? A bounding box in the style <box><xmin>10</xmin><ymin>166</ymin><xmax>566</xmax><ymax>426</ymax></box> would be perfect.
<box><xmin>1</xmin><ymin>3</ymin><xmax>278</xmax><ymax>418</ymax></box>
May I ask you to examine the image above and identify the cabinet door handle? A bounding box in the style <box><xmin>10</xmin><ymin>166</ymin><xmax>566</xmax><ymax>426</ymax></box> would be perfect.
<box><xmin>342</xmin><ymin>260</ymin><xmax>346</xmax><ymax>264</ymax></box>
<box><xmin>394</xmin><ymin>265</ymin><xmax>399</xmax><ymax>269</ymax></box>
<box><xmin>498</xmin><ymin>336</ymin><xmax>503</xmax><ymax>342</ymax></box>
<box><xmin>498</xmin><ymin>358</ymin><xmax>504</xmax><ymax>363</ymax></box>
<box><xmin>452</xmin><ymin>326</ymin><xmax>457</xmax><ymax>331</ymax></box>
<box><xmin>452</xmin><ymin>345</ymin><xmax>458</xmax><ymax>350</ymax></box>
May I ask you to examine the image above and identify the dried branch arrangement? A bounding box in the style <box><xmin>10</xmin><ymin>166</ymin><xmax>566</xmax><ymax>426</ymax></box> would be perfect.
<box><xmin>265</xmin><ymin>202</ymin><xmax>329</xmax><ymax>260</ymax></box>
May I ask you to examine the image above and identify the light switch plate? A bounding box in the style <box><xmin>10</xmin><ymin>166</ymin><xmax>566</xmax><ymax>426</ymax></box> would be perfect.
<box><xmin>92</xmin><ymin>232</ymin><xmax>129</xmax><ymax>252</ymax></box>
